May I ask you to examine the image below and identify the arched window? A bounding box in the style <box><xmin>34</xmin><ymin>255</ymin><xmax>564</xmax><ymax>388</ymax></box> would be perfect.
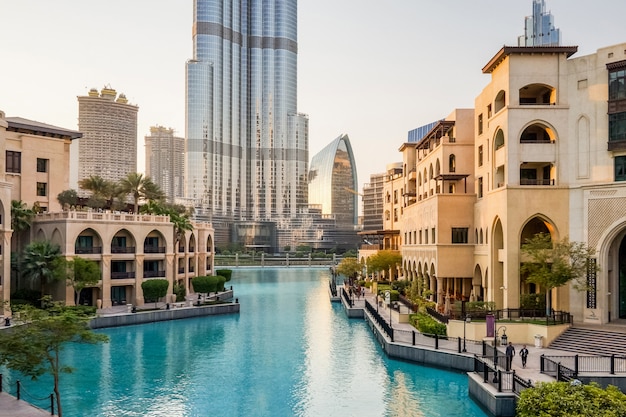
<box><xmin>495</xmin><ymin>90</ymin><xmax>506</xmax><ymax>113</ymax></box>
<box><xmin>494</xmin><ymin>129</ymin><xmax>505</xmax><ymax>150</ymax></box>
<box><xmin>449</xmin><ymin>154</ymin><xmax>456</xmax><ymax>173</ymax></box>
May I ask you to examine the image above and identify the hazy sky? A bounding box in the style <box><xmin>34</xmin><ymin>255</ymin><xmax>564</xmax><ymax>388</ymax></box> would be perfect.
<box><xmin>1</xmin><ymin>1</ymin><xmax>625</xmax><ymax>197</ymax></box>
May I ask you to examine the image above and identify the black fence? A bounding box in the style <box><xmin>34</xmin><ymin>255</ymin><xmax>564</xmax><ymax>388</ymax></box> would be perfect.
<box><xmin>365</xmin><ymin>300</ymin><xmax>394</xmax><ymax>341</ymax></box>
<box><xmin>540</xmin><ymin>354</ymin><xmax>626</xmax><ymax>381</ymax></box>
<box><xmin>0</xmin><ymin>374</ymin><xmax>55</xmax><ymax>415</ymax></box>
<box><xmin>442</xmin><ymin>307</ymin><xmax>572</xmax><ymax>326</ymax></box>
<box><xmin>473</xmin><ymin>356</ymin><xmax>534</xmax><ymax>395</ymax></box>
<box><xmin>341</xmin><ymin>287</ymin><xmax>353</xmax><ymax>307</ymax></box>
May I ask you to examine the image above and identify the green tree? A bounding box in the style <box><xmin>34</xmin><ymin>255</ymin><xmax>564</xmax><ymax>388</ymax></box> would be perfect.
<box><xmin>21</xmin><ymin>241</ymin><xmax>62</xmax><ymax>296</ymax></box>
<box><xmin>336</xmin><ymin>257</ymin><xmax>362</xmax><ymax>280</ymax></box>
<box><xmin>216</xmin><ymin>269</ymin><xmax>232</xmax><ymax>283</ymax></box>
<box><xmin>119</xmin><ymin>172</ymin><xmax>164</xmax><ymax>214</ymax></box>
<box><xmin>520</xmin><ymin>233</ymin><xmax>598</xmax><ymax>316</ymax></box>
<box><xmin>56</xmin><ymin>189</ymin><xmax>79</xmax><ymax>210</ymax></box>
<box><xmin>517</xmin><ymin>381</ymin><xmax>626</xmax><ymax>417</ymax></box>
<box><xmin>0</xmin><ymin>306</ymin><xmax>109</xmax><ymax>417</ymax></box>
<box><xmin>367</xmin><ymin>250</ymin><xmax>402</xmax><ymax>280</ymax></box>
<box><xmin>11</xmin><ymin>199</ymin><xmax>35</xmax><ymax>252</ymax></box>
<box><xmin>192</xmin><ymin>275</ymin><xmax>218</xmax><ymax>295</ymax></box>
<box><xmin>141</xmin><ymin>279</ymin><xmax>169</xmax><ymax>308</ymax></box>
<box><xmin>59</xmin><ymin>257</ymin><xmax>101</xmax><ymax>305</ymax></box>
<box><xmin>78</xmin><ymin>175</ymin><xmax>116</xmax><ymax>209</ymax></box>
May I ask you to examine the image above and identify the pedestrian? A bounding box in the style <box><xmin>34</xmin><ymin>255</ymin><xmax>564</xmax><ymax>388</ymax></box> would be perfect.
<box><xmin>505</xmin><ymin>342</ymin><xmax>515</xmax><ymax>371</ymax></box>
<box><xmin>520</xmin><ymin>344</ymin><xmax>529</xmax><ymax>368</ymax></box>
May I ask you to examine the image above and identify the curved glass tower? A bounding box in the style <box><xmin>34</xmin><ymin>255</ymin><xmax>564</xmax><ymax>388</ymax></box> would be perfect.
<box><xmin>308</xmin><ymin>134</ymin><xmax>358</xmax><ymax>228</ymax></box>
<box><xmin>186</xmin><ymin>0</ymin><xmax>309</xmax><ymax>227</ymax></box>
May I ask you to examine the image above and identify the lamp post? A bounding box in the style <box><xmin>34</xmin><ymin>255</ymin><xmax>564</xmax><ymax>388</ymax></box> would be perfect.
<box><xmin>463</xmin><ymin>315</ymin><xmax>471</xmax><ymax>352</ymax></box>
<box><xmin>493</xmin><ymin>325</ymin><xmax>507</xmax><ymax>382</ymax></box>
<box><xmin>385</xmin><ymin>290</ymin><xmax>392</xmax><ymax>328</ymax></box>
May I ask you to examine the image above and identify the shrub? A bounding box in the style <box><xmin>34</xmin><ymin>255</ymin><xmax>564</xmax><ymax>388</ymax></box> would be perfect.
<box><xmin>216</xmin><ymin>269</ymin><xmax>232</xmax><ymax>282</ymax></box>
<box><xmin>216</xmin><ymin>276</ymin><xmax>226</xmax><ymax>292</ymax></box>
<box><xmin>173</xmin><ymin>282</ymin><xmax>186</xmax><ymax>302</ymax></box>
<box><xmin>192</xmin><ymin>275</ymin><xmax>219</xmax><ymax>294</ymax></box>
<box><xmin>517</xmin><ymin>381</ymin><xmax>626</xmax><ymax>417</ymax></box>
<box><xmin>141</xmin><ymin>279</ymin><xmax>169</xmax><ymax>306</ymax></box>
<box><xmin>414</xmin><ymin>312</ymin><xmax>447</xmax><ymax>336</ymax></box>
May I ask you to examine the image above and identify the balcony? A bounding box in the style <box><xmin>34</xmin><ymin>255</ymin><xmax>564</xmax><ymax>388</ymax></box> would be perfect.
<box><xmin>111</xmin><ymin>271</ymin><xmax>135</xmax><ymax>279</ymax></box>
<box><xmin>75</xmin><ymin>246</ymin><xmax>102</xmax><ymax>254</ymax></box>
<box><xmin>520</xmin><ymin>179</ymin><xmax>555</xmax><ymax>186</ymax></box>
<box><xmin>144</xmin><ymin>246</ymin><xmax>166</xmax><ymax>254</ymax></box>
<box><xmin>111</xmin><ymin>246</ymin><xmax>135</xmax><ymax>254</ymax></box>
<box><xmin>144</xmin><ymin>270</ymin><xmax>166</xmax><ymax>278</ymax></box>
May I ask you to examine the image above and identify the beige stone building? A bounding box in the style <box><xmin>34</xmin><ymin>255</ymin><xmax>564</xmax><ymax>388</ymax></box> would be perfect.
<box><xmin>0</xmin><ymin>110</ymin><xmax>215</xmax><ymax>312</ymax></box>
<box><xmin>362</xmin><ymin>41</ymin><xmax>626</xmax><ymax>328</ymax></box>
<box><xmin>399</xmin><ymin>109</ymin><xmax>476</xmax><ymax>308</ymax></box>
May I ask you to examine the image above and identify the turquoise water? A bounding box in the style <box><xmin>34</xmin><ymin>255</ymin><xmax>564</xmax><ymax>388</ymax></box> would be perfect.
<box><xmin>7</xmin><ymin>268</ymin><xmax>488</xmax><ymax>417</ymax></box>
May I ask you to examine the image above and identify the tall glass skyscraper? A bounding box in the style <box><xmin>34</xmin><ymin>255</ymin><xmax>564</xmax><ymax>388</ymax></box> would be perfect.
<box><xmin>186</xmin><ymin>0</ymin><xmax>309</xmax><ymax>236</ymax></box>
<box><xmin>517</xmin><ymin>0</ymin><xmax>561</xmax><ymax>47</ymax></box>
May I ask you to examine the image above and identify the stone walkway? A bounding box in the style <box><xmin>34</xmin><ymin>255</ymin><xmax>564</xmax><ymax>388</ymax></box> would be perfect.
<box><xmin>0</xmin><ymin>392</ymin><xmax>53</xmax><ymax>417</ymax></box>
<box><xmin>352</xmin><ymin>286</ymin><xmax>575</xmax><ymax>385</ymax></box>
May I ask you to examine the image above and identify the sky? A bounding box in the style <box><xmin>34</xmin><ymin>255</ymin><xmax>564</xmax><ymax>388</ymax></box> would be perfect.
<box><xmin>1</xmin><ymin>0</ymin><xmax>625</xmax><ymax>202</ymax></box>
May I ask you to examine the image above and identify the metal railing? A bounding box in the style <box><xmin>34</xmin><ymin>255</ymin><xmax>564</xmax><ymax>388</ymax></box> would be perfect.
<box><xmin>341</xmin><ymin>287</ymin><xmax>353</xmax><ymax>307</ymax></box>
<box><xmin>0</xmin><ymin>374</ymin><xmax>55</xmax><ymax>415</ymax></box>
<box><xmin>540</xmin><ymin>354</ymin><xmax>626</xmax><ymax>379</ymax></box>
<box><xmin>473</xmin><ymin>356</ymin><xmax>534</xmax><ymax>395</ymax></box>
<box><xmin>365</xmin><ymin>300</ymin><xmax>394</xmax><ymax>341</ymax></box>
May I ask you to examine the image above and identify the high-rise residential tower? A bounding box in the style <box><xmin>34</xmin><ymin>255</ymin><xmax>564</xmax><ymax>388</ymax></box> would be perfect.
<box><xmin>185</xmin><ymin>0</ymin><xmax>309</xmax><ymax>249</ymax></box>
<box><xmin>145</xmin><ymin>126</ymin><xmax>185</xmax><ymax>202</ymax></box>
<box><xmin>75</xmin><ymin>86</ymin><xmax>138</xmax><ymax>188</ymax></box>
<box><xmin>518</xmin><ymin>0</ymin><xmax>561</xmax><ymax>47</ymax></box>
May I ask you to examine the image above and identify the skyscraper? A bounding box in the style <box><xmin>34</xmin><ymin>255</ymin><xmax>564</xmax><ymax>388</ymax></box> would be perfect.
<box><xmin>518</xmin><ymin>0</ymin><xmax>561</xmax><ymax>47</ymax></box>
<box><xmin>308</xmin><ymin>134</ymin><xmax>358</xmax><ymax>228</ymax></box>
<box><xmin>185</xmin><ymin>0</ymin><xmax>309</xmax><ymax>244</ymax></box>
<box><xmin>145</xmin><ymin>126</ymin><xmax>184</xmax><ymax>203</ymax></box>
<box><xmin>75</xmin><ymin>86</ymin><xmax>138</xmax><ymax>187</ymax></box>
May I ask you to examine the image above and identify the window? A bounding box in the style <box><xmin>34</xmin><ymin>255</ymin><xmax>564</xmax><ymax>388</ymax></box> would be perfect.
<box><xmin>478</xmin><ymin>113</ymin><xmax>483</xmax><ymax>135</ymax></box>
<box><xmin>425</xmin><ymin>229</ymin><xmax>428</xmax><ymax>244</ymax></box>
<box><xmin>449</xmin><ymin>155</ymin><xmax>456</xmax><ymax>173</ymax></box>
<box><xmin>36</xmin><ymin>182</ymin><xmax>47</xmax><ymax>196</ymax></box>
<box><xmin>6</xmin><ymin>151</ymin><xmax>21</xmax><ymax>173</ymax></box>
<box><xmin>452</xmin><ymin>228</ymin><xmax>469</xmax><ymax>244</ymax></box>
<box><xmin>494</xmin><ymin>130</ymin><xmax>505</xmax><ymax>150</ymax></box>
<box><xmin>615</xmin><ymin>156</ymin><xmax>626</xmax><ymax>181</ymax></box>
<box><xmin>478</xmin><ymin>145</ymin><xmax>483</xmax><ymax>166</ymax></box>
<box><xmin>37</xmin><ymin>158</ymin><xmax>48</xmax><ymax>173</ymax></box>
<box><xmin>609</xmin><ymin>112</ymin><xmax>626</xmax><ymax>142</ymax></box>
<box><xmin>487</xmin><ymin>104</ymin><xmax>492</xmax><ymax>118</ymax></box>
<box><xmin>609</xmin><ymin>68</ymin><xmax>626</xmax><ymax>100</ymax></box>
<box><xmin>478</xmin><ymin>177</ymin><xmax>483</xmax><ymax>198</ymax></box>
<box><xmin>431</xmin><ymin>228</ymin><xmax>436</xmax><ymax>244</ymax></box>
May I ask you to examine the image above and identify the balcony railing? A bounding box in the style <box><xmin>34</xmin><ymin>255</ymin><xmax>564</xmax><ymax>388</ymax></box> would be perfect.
<box><xmin>144</xmin><ymin>270</ymin><xmax>166</xmax><ymax>278</ymax></box>
<box><xmin>75</xmin><ymin>246</ymin><xmax>102</xmax><ymax>254</ymax></box>
<box><xmin>111</xmin><ymin>246</ymin><xmax>135</xmax><ymax>254</ymax></box>
<box><xmin>144</xmin><ymin>246</ymin><xmax>166</xmax><ymax>253</ymax></box>
<box><xmin>520</xmin><ymin>179</ymin><xmax>555</xmax><ymax>186</ymax></box>
<box><xmin>111</xmin><ymin>271</ymin><xmax>135</xmax><ymax>279</ymax></box>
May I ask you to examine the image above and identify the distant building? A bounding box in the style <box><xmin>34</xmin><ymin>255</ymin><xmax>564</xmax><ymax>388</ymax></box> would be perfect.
<box><xmin>308</xmin><ymin>134</ymin><xmax>360</xmax><ymax>251</ymax></box>
<box><xmin>518</xmin><ymin>0</ymin><xmax>561</xmax><ymax>47</ymax></box>
<box><xmin>362</xmin><ymin>172</ymin><xmax>385</xmax><ymax>232</ymax></box>
<box><xmin>145</xmin><ymin>126</ymin><xmax>184</xmax><ymax>202</ymax></box>
<box><xmin>308</xmin><ymin>134</ymin><xmax>358</xmax><ymax>228</ymax></box>
<box><xmin>185</xmin><ymin>0</ymin><xmax>309</xmax><ymax>247</ymax></box>
<box><xmin>74</xmin><ymin>86</ymin><xmax>138</xmax><ymax>189</ymax></box>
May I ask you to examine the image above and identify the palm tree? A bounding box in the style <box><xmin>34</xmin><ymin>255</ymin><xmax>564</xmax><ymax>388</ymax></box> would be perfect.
<box><xmin>21</xmin><ymin>241</ymin><xmax>62</xmax><ymax>296</ymax></box>
<box><xmin>78</xmin><ymin>175</ymin><xmax>116</xmax><ymax>209</ymax></box>
<box><xmin>11</xmin><ymin>200</ymin><xmax>35</xmax><ymax>251</ymax></box>
<box><xmin>119</xmin><ymin>172</ymin><xmax>164</xmax><ymax>213</ymax></box>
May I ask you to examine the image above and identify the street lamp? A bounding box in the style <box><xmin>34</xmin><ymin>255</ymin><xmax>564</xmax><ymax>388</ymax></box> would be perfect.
<box><xmin>463</xmin><ymin>315</ymin><xmax>471</xmax><ymax>352</ymax></box>
<box><xmin>385</xmin><ymin>290</ymin><xmax>392</xmax><ymax>328</ymax></box>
